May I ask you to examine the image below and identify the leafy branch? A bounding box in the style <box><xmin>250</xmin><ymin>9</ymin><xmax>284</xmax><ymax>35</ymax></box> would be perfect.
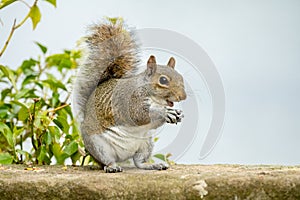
<box><xmin>0</xmin><ymin>0</ymin><xmax>56</xmax><ymax>57</ymax></box>
<box><xmin>0</xmin><ymin>43</ymin><xmax>84</xmax><ymax>165</ymax></box>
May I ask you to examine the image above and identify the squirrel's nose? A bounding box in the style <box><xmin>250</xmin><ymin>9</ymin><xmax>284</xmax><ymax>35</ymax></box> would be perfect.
<box><xmin>179</xmin><ymin>90</ymin><xmax>187</xmax><ymax>101</ymax></box>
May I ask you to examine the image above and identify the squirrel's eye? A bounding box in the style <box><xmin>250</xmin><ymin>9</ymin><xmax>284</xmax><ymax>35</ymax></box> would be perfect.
<box><xmin>159</xmin><ymin>76</ymin><xmax>169</xmax><ymax>85</ymax></box>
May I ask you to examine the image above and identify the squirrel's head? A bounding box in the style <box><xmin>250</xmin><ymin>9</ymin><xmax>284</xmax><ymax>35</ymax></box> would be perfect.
<box><xmin>145</xmin><ymin>55</ymin><xmax>187</xmax><ymax>107</ymax></box>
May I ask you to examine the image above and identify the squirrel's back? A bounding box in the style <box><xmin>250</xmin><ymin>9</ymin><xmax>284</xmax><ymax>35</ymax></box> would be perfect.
<box><xmin>72</xmin><ymin>18</ymin><xmax>140</xmax><ymax>123</ymax></box>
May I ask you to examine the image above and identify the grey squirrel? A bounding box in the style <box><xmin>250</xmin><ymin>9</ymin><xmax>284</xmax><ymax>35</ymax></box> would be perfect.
<box><xmin>72</xmin><ymin>18</ymin><xmax>187</xmax><ymax>172</ymax></box>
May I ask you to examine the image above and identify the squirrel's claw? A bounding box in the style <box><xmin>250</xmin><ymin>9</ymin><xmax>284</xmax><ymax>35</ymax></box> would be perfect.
<box><xmin>166</xmin><ymin>108</ymin><xmax>184</xmax><ymax>124</ymax></box>
<box><xmin>157</xmin><ymin>163</ymin><xmax>169</xmax><ymax>170</ymax></box>
<box><xmin>151</xmin><ymin>163</ymin><xmax>169</xmax><ymax>170</ymax></box>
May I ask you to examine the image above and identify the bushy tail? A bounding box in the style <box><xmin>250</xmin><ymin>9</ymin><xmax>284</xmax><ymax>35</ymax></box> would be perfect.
<box><xmin>72</xmin><ymin>18</ymin><xmax>140</xmax><ymax>123</ymax></box>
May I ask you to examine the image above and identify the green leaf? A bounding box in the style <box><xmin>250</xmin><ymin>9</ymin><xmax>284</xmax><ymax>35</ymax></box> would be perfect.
<box><xmin>1</xmin><ymin>88</ymin><xmax>11</xmax><ymax>101</ymax></box>
<box><xmin>46</xmin><ymin>53</ymin><xmax>72</xmax><ymax>71</ymax></box>
<box><xmin>35</xmin><ymin>42</ymin><xmax>47</xmax><ymax>54</ymax></box>
<box><xmin>0</xmin><ymin>0</ymin><xmax>17</xmax><ymax>9</ymax></box>
<box><xmin>51</xmin><ymin>143</ymin><xmax>61</xmax><ymax>158</ymax></box>
<box><xmin>34</xmin><ymin>81</ymin><xmax>44</xmax><ymax>90</ymax></box>
<box><xmin>53</xmin><ymin>116</ymin><xmax>69</xmax><ymax>133</ymax></box>
<box><xmin>13</xmin><ymin>127</ymin><xmax>24</xmax><ymax>138</ymax></box>
<box><xmin>53</xmin><ymin>118</ymin><xmax>63</xmax><ymax>130</ymax></box>
<box><xmin>153</xmin><ymin>154</ymin><xmax>166</xmax><ymax>162</ymax></box>
<box><xmin>0</xmin><ymin>153</ymin><xmax>13</xmax><ymax>164</ymax></box>
<box><xmin>33</xmin><ymin>115</ymin><xmax>42</xmax><ymax>129</ymax></box>
<box><xmin>70</xmin><ymin>151</ymin><xmax>81</xmax><ymax>165</ymax></box>
<box><xmin>44</xmin><ymin>0</ymin><xmax>56</xmax><ymax>7</ymax></box>
<box><xmin>11</xmin><ymin>100</ymin><xmax>29</xmax><ymax>121</ymax></box>
<box><xmin>62</xmin><ymin>104</ymin><xmax>73</xmax><ymax>118</ymax></box>
<box><xmin>0</xmin><ymin>104</ymin><xmax>10</xmax><ymax>118</ymax></box>
<box><xmin>29</xmin><ymin>5</ymin><xmax>41</xmax><ymax>30</ymax></box>
<box><xmin>37</xmin><ymin>146</ymin><xmax>51</xmax><ymax>164</ymax></box>
<box><xmin>43</xmin><ymin>131</ymin><xmax>52</xmax><ymax>145</ymax></box>
<box><xmin>51</xmin><ymin>92</ymin><xmax>59</xmax><ymax>108</ymax></box>
<box><xmin>63</xmin><ymin>141</ymin><xmax>78</xmax><ymax>156</ymax></box>
<box><xmin>71</xmin><ymin>123</ymin><xmax>79</xmax><ymax>137</ymax></box>
<box><xmin>51</xmin><ymin>143</ymin><xmax>68</xmax><ymax>164</ymax></box>
<box><xmin>48</xmin><ymin>126</ymin><xmax>60</xmax><ymax>142</ymax></box>
<box><xmin>19</xmin><ymin>58</ymin><xmax>37</xmax><ymax>76</ymax></box>
<box><xmin>42</xmin><ymin>79</ymin><xmax>67</xmax><ymax>92</ymax></box>
<box><xmin>37</xmin><ymin>146</ymin><xmax>45</xmax><ymax>162</ymax></box>
<box><xmin>0</xmin><ymin>122</ymin><xmax>14</xmax><ymax>148</ymax></box>
<box><xmin>22</xmin><ymin>74</ymin><xmax>37</xmax><ymax>87</ymax></box>
<box><xmin>0</xmin><ymin>65</ymin><xmax>17</xmax><ymax>91</ymax></box>
<box><xmin>14</xmin><ymin>88</ymin><xmax>37</xmax><ymax>99</ymax></box>
<box><xmin>57</xmin><ymin>108</ymin><xmax>68</xmax><ymax>120</ymax></box>
<box><xmin>38</xmin><ymin>111</ymin><xmax>52</xmax><ymax>127</ymax></box>
<box><xmin>10</xmin><ymin>100</ymin><xmax>28</xmax><ymax>110</ymax></box>
<box><xmin>56</xmin><ymin>153</ymin><xmax>68</xmax><ymax>165</ymax></box>
<box><xmin>71</xmin><ymin>50</ymin><xmax>82</xmax><ymax>60</ymax></box>
<box><xmin>18</xmin><ymin>106</ymin><xmax>29</xmax><ymax>121</ymax></box>
<box><xmin>106</xmin><ymin>17</ymin><xmax>123</xmax><ymax>25</ymax></box>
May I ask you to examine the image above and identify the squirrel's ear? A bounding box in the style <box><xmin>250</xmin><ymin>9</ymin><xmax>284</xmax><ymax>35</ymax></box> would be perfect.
<box><xmin>167</xmin><ymin>57</ymin><xmax>175</xmax><ymax>69</ymax></box>
<box><xmin>147</xmin><ymin>55</ymin><xmax>157</xmax><ymax>76</ymax></box>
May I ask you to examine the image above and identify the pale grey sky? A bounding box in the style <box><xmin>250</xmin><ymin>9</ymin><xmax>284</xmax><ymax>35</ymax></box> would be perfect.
<box><xmin>0</xmin><ymin>0</ymin><xmax>300</xmax><ymax>165</ymax></box>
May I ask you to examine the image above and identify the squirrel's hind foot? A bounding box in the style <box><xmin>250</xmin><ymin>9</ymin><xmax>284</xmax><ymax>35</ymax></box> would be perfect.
<box><xmin>151</xmin><ymin>163</ymin><xmax>169</xmax><ymax>170</ymax></box>
<box><xmin>104</xmin><ymin>166</ymin><xmax>123</xmax><ymax>173</ymax></box>
<box><xmin>134</xmin><ymin>162</ymin><xmax>169</xmax><ymax>171</ymax></box>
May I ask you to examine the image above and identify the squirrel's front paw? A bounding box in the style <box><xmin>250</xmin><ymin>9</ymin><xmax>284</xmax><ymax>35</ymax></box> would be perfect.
<box><xmin>166</xmin><ymin>108</ymin><xmax>184</xmax><ymax>124</ymax></box>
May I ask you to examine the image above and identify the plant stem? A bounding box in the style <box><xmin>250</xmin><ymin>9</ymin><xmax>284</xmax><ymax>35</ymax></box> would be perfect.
<box><xmin>48</xmin><ymin>103</ymin><xmax>70</xmax><ymax>113</ymax></box>
<box><xmin>81</xmin><ymin>150</ymin><xmax>89</xmax><ymax>166</ymax></box>
<box><xmin>20</xmin><ymin>135</ymin><xmax>23</xmax><ymax>162</ymax></box>
<box><xmin>31</xmin><ymin>98</ymin><xmax>39</xmax><ymax>152</ymax></box>
<box><xmin>14</xmin><ymin>12</ymin><xmax>30</xmax><ymax>30</ymax></box>
<box><xmin>0</xmin><ymin>19</ymin><xmax>16</xmax><ymax>57</ymax></box>
<box><xmin>0</xmin><ymin>0</ymin><xmax>39</xmax><ymax>57</ymax></box>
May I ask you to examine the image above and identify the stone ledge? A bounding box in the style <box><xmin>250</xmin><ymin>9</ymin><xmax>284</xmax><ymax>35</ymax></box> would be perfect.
<box><xmin>0</xmin><ymin>164</ymin><xmax>300</xmax><ymax>199</ymax></box>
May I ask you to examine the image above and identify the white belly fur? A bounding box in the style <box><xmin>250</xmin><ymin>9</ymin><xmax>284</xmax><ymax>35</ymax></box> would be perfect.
<box><xmin>101</xmin><ymin>124</ymin><xmax>154</xmax><ymax>162</ymax></box>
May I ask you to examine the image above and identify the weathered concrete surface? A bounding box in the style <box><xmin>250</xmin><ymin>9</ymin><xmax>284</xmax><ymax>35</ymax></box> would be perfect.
<box><xmin>0</xmin><ymin>164</ymin><xmax>300</xmax><ymax>199</ymax></box>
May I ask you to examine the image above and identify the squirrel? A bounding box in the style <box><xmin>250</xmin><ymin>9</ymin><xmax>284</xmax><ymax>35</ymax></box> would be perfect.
<box><xmin>72</xmin><ymin>18</ymin><xmax>187</xmax><ymax>173</ymax></box>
